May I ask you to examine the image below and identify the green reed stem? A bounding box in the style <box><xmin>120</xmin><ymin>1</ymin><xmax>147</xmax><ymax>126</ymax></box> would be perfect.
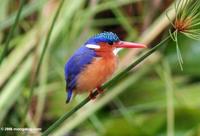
<box><xmin>21</xmin><ymin>0</ymin><xmax>65</xmax><ymax>127</ymax></box>
<box><xmin>42</xmin><ymin>35</ymin><xmax>171</xmax><ymax>136</ymax></box>
<box><xmin>0</xmin><ymin>0</ymin><xmax>26</xmax><ymax>65</ymax></box>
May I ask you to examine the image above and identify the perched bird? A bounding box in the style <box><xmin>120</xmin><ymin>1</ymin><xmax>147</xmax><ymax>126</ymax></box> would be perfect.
<box><xmin>64</xmin><ymin>32</ymin><xmax>146</xmax><ymax>103</ymax></box>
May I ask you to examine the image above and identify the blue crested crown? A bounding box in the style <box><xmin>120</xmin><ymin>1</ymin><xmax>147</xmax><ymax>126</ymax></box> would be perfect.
<box><xmin>86</xmin><ymin>32</ymin><xmax>120</xmax><ymax>44</ymax></box>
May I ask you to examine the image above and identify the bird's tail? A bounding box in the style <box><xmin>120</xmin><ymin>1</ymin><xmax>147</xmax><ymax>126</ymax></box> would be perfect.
<box><xmin>66</xmin><ymin>89</ymin><xmax>73</xmax><ymax>103</ymax></box>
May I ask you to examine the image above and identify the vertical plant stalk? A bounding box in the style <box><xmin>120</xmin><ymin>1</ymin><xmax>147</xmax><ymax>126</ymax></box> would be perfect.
<box><xmin>163</xmin><ymin>61</ymin><xmax>174</xmax><ymax>136</ymax></box>
<box><xmin>0</xmin><ymin>0</ymin><xmax>26</xmax><ymax>65</ymax></box>
<box><xmin>42</xmin><ymin>35</ymin><xmax>171</xmax><ymax>136</ymax></box>
<box><xmin>21</xmin><ymin>0</ymin><xmax>65</xmax><ymax>126</ymax></box>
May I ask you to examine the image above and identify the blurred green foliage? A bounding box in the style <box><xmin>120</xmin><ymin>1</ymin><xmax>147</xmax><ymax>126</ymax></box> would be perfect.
<box><xmin>0</xmin><ymin>0</ymin><xmax>200</xmax><ymax>136</ymax></box>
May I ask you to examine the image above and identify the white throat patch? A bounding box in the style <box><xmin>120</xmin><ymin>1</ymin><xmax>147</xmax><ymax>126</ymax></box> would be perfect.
<box><xmin>113</xmin><ymin>48</ymin><xmax>121</xmax><ymax>55</ymax></box>
<box><xmin>85</xmin><ymin>44</ymin><xmax>100</xmax><ymax>49</ymax></box>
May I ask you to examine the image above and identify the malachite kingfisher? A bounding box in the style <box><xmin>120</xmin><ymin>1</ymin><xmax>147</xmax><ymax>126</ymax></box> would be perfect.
<box><xmin>64</xmin><ymin>32</ymin><xmax>146</xmax><ymax>103</ymax></box>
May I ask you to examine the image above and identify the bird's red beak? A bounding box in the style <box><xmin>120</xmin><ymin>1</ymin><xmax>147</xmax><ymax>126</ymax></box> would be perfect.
<box><xmin>114</xmin><ymin>41</ymin><xmax>147</xmax><ymax>48</ymax></box>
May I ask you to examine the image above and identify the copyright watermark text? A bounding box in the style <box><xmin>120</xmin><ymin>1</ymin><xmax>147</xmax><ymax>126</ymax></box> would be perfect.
<box><xmin>1</xmin><ymin>127</ymin><xmax>41</xmax><ymax>132</ymax></box>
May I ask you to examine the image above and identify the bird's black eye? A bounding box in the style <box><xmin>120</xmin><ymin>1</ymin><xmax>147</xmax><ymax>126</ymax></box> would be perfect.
<box><xmin>108</xmin><ymin>41</ymin><xmax>113</xmax><ymax>45</ymax></box>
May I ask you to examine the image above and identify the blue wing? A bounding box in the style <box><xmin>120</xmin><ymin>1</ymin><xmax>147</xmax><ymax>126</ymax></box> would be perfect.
<box><xmin>65</xmin><ymin>46</ymin><xmax>96</xmax><ymax>103</ymax></box>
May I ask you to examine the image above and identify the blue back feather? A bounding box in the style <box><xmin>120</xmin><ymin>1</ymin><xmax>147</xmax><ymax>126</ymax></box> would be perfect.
<box><xmin>65</xmin><ymin>46</ymin><xmax>96</xmax><ymax>102</ymax></box>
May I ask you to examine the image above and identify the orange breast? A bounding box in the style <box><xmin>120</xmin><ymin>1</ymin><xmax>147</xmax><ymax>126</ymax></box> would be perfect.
<box><xmin>76</xmin><ymin>55</ymin><xmax>117</xmax><ymax>93</ymax></box>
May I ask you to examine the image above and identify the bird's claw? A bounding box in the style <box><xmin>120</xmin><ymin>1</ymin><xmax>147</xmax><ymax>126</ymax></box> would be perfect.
<box><xmin>97</xmin><ymin>87</ymin><xmax>104</xmax><ymax>94</ymax></box>
<box><xmin>89</xmin><ymin>91</ymin><xmax>96</xmax><ymax>100</ymax></box>
<box><xmin>89</xmin><ymin>87</ymin><xmax>104</xmax><ymax>100</ymax></box>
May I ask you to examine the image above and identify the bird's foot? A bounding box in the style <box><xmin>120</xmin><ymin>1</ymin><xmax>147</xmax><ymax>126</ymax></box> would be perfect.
<box><xmin>89</xmin><ymin>87</ymin><xmax>103</xmax><ymax>100</ymax></box>
<box><xmin>89</xmin><ymin>91</ymin><xmax>96</xmax><ymax>100</ymax></box>
<box><xmin>97</xmin><ymin>86</ymin><xmax>104</xmax><ymax>94</ymax></box>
